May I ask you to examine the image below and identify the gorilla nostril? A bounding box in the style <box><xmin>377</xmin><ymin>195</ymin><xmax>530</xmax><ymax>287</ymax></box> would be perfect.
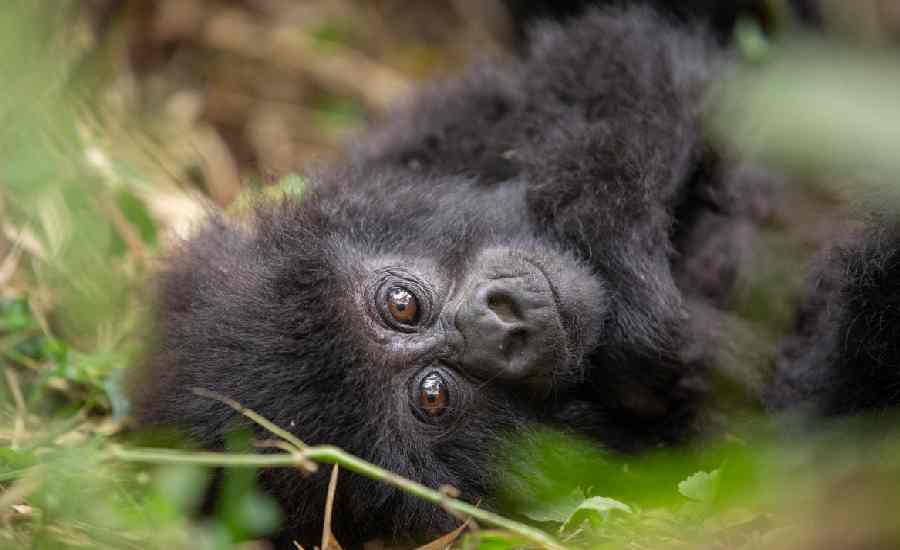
<box><xmin>487</xmin><ymin>292</ymin><xmax>520</xmax><ymax>323</ymax></box>
<box><xmin>456</xmin><ymin>277</ymin><xmax>563</xmax><ymax>381</ymax></box>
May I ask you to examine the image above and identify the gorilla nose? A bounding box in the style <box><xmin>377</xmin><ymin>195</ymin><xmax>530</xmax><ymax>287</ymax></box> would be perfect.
<box><xmin>455</xmin><ymin>276</ymin><xmax>567</xmax><ymax>381</ymax></box>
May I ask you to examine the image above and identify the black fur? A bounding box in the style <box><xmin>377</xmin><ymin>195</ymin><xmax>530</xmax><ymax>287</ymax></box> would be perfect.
<box><xmin>503</xmin><ymin>0</ymin><xmax>763</xmax><ymax>43</ymax></box>
<box><xmin>770</xmin><ymin>221</ymin><xmax>900</xmax><ymax>415</ymax></box>
<box><xmin>502</xmin><ymin>0</ymin><xmax>819</xmax><ymax>45</ymax></box>
<box><xmin>131</xmin><ymin>7</ymin><xmax>776</xmax><ymax>546</ymax></box>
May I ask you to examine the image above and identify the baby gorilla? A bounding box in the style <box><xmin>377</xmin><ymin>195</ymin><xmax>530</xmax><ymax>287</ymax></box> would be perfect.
<box><xmin>131</xmin><ymin>7</ymin><xmax>774</xmax><ymax>546</ymax></box>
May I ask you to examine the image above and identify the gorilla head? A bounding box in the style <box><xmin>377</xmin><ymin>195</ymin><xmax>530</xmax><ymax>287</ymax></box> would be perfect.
<box><xmin>131</xmin><ymin>7</ymin><xmax>771</xmax><ymax>546</ymax></box>
<box><xmin>133</xmin><ymin>169</ymin><xmax>614</xmax><ymax>544</ymax></box>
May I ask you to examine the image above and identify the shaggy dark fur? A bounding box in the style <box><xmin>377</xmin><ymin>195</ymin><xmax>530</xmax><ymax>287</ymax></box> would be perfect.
<box><xmin>131</xmin><ymin>7</ymin><xmax>776</xmax><ymax>546</ymax></box>
<box><xmin>502</xmin><ymin>0</ymin><xmax>820</xmax><ymax>44</ymax></box>
<box><xmin>770</xmin><ymin>221</ymin><xmax>900</xmax><ymax>415</ymax></box>
<box><xmin>503</xmin><ymin>0</ymin><xmax>771</xmax><ymax>43</ymax></box>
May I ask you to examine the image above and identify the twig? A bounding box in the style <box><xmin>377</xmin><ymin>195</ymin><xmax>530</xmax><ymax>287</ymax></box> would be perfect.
<box><xmin>109</xmin><ymin>444</ymin><xmax>567</xmax><ymax>550</ymax></box>
<box><xmin>191</xmin><ymin>388</ymin><xmax>309</xmax><ymax>450</ymax></box>
<box><xmin>194</xmin><ymin>388</ymin><xmax>318</xmax><ymax>473</ymax></box>
<box><xmin>170</xmin><ymin>389</ymin><xmax>567</xmax><ymax>549</ymax></box>
<box><xmin>0</xmin><ymin>243</ymin><xmax>21</xmax><ymax>288</ymax></box>
<box><xmin>109</xmin><ymin>446</ymin><xmax>307</xmax><ymax>467</ymax></box>
<box><xmin>255</xmin><ymin>439</ymin><xmax>307</xmax><ymax>456</ymax></box>
<box><xmin>415</xmin><ymin>518</ymin><xmax>471</xmax><ymax>550</ymax></box>
<box><xmin>99</xmin><ymin>191</ymin><xmax>146</xmax><ymax>264</ymax></box>
<box><xmin>321</xmin><ymin>464</ymin><xmax>342</xmax><ymax>550</ymax></box>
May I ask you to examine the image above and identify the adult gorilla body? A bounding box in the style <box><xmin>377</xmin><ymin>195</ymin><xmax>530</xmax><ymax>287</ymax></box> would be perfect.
<box><xmin>132</xmin><ymin>7</ymin><xmax>774</xmax><ymax>546</ymax></box>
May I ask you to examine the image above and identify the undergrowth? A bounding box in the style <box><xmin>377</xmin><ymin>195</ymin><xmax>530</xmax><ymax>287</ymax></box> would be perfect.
<box><xmin>3</xmin><ymin>2</ymin><xmax>900</xmax><ymax>549</ymax></box>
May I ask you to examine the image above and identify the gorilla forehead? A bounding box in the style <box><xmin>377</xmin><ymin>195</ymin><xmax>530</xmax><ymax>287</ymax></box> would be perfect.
<box><xmin>306</xmin><ymin>165</ymin><xmax>537</xmax><ymax>259</ymax></box>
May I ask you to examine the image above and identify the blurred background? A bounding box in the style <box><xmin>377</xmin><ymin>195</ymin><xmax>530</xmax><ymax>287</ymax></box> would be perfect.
<box><xmin>84</xmin><ymin>0</ymin><xmax>514</xmax><ymax>202</ymax></box>
<box><xmin>0</xmin><ymin>0</ymin><xmax>517</xmax><ymax>393</ymax></box>
<box><xmin>4</xmin><ymin>1</ymin><xmax>900</xmax><ymax>549</ymax></box>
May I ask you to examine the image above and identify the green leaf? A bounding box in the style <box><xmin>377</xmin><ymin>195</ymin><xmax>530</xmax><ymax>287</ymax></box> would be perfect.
<box><xmin>216</xmin><ymin>433</ymin><xmax>283</xmax><ymax>540</ymax></box>
<box><xmin>105</xmin><ymin>367</ymin><xmax>132</xmax><ymax>421</ymax></box>
<box><xmin>152</xmin><ymin>465</ymin><xmax>212</xmax><ymax>516</ymax></box>
<box><xmin>0</xmin><ymin>297</ymin><xmax>36</xmax><ymax>333</ymax></box>
<box><xmin>735</xmin><ymin>17</ymin><xmax>769</xmax><ymax>63</ymax></box>
<box><xmin>274</xmin><ymin>173</ymin><xmax>306</xmax><ymax>198</ymax></box>
<box><xmin>54</xmin><ymin>349</ymin><xmax>121</xmax><ymax>389</ymax></box>
<box><xmin>678</xmin><ymin>469</ymin><xmax>721</xmax><ymax>503</ymax></box>
<box><xmin>233</xmin><ymin>492</ymin><xmax>282</xmax><ymax>536</ymax></box>
<box><xmin>311</xmin><ymin>21</ymin><xmax>354</xmax><ymax>51</ymax></box>
<box><xmin>314</xmin><ymin>95</ymin><xmax>364</xmax><ymax>136</ymax></box>
<box><xmin>0</xmin><ymin>446</ymin><xmax>38</xmax><ymax>477</ymax></box>
<box><xmin>562</xmin><ymin>496</ymin><xmax>632</xmax><ymax>531</ymax></box>
<box><xmin>116</xmin><ymin>188</ymin><xmax>158</xmax><ymax>247</ymax></box>
<box><xmin>471</xmin><ymin>530</ymin><xmax>530</xmax><ymax>550</ymax></box>
<box><xmin>521</xmin><ymin>488</ymin><xmax>585</xmax><ymax>523</ymax></box>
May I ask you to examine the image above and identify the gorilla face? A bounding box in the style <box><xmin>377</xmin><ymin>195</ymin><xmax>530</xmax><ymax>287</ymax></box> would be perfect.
<box><xmin>356</xmin><ymin>245</ymin><xmax>604</xmax><ymax>392</ymax></box>
<box><xmin>131</xmin><ymin>6</ymin><xmax>764</xmax><ymax>546</ymax></box>
<box><xmin>133</xmin><ymin>173</ymin><xmax>610</xmax><ymax>544</ymax></box>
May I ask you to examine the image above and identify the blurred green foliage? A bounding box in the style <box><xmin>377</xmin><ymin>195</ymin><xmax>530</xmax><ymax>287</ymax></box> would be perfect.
<box><xmin>712</xmin><ymin>38</ymin><xmax>900</xmax><ymax>209</ymax></box>
<box><xmin>0</xmin><ymin>3</ymin><xmax>285</xmax><ymax>548</ymax></box>
<box><xmin>3</xmin><ymin>1</ymin><xmax>900</xmax><ymax>549</ymax></box>
<box><xmin>0</xmin><ymin>1</ymin><xmax>137</xmax><ymax>347</ymax></box>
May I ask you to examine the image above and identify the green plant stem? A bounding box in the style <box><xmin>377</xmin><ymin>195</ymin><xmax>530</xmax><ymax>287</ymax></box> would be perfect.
<box><xmin>191</xmin><ymin>388</ymin><xmax>309</xmax><ymax>451</ymax></box>
<box><xmin>109</xmin><ymin>444</ymin><xmax>567</xmax><ymax>550</ymax></box>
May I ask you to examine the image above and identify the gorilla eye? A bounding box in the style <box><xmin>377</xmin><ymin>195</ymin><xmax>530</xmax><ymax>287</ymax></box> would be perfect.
<box><xmin>417</xmin><ymin>372</ymin><xmax>449</xmax><ymax>417</ymax></box>
<box><xmin>386</xmin><ymin>286</ymin><xmax>419</xmax><ymax>325</ymax></box>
